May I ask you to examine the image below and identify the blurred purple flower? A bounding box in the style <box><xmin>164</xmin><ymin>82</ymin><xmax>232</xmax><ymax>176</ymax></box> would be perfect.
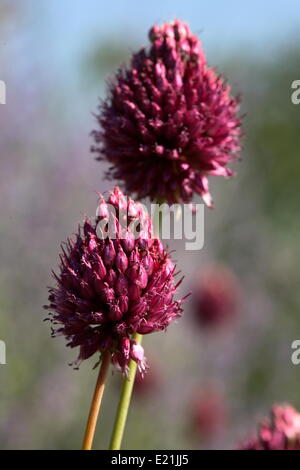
<box><xmin>92</xmin><ymin>20</ymin><xmax>242</xmax><ymax>206</ymax></box>
<box><xmin>193</xmin><ymin>265</ymin><xmax>240</xmax><ymax>329</ymax></box>
<box><xmin>239</xmin><ymin>404</ymin><xmax>300</xmax><ymax>450</ymax></box>
<box><xmin>191</xmin><ymin>388</ymin><xmax>226</xmax><ymax>439</ymax></box>
<box><xmin>45</xmin><ymin>187</ymin><xmax>186</xmax><ymax>374</ymax></box>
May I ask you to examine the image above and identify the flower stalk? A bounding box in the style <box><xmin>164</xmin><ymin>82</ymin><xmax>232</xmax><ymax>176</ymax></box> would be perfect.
<box><xmin>82</xmin><ymin>351</ymin><xmax>111</xmax><ymax>450</ymax></box>
<box><xmin>109</xmin><ymin>332</ymin><xmax>142</xmax><ymax>450</ymax></box>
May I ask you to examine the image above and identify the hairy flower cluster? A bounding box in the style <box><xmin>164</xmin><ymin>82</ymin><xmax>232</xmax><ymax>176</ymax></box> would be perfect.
<box><xmin>92</xmin><ymin>20</ymin><xmax>242</xmax><ymax>206</ymax></box>
<box><xmin>45</xmin><ymin>187</ymin><xmax>185</xmax><ymax>373</ymax></box>
<box><xmin>239</xmin><ymin>404</ymin><xmax>300</xmax><ymax>450</ymax></box>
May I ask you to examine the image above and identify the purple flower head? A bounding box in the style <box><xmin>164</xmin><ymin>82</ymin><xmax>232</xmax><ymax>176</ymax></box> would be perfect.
<box><xmin>92</xmin><ymin>20</ymin><xmax>242</xmax><ymax>206</ymax></box>
<box><xmin>239</xmin><ymin>404</ymin><xmax>300</xmax><ymax>450</ymax></box>
<box><xmin>45</xmin><ymin>187</ymin><xmax>186</xmax><ymax>373</ymax></box>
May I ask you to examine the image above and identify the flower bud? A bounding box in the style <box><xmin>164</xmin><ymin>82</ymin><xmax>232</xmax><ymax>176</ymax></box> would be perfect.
<box><xmin>121</xmin><ymin>230</ymin><xmax>135</xmax><ymax>253</ymax></box>
<box><xmin>97</xmin><ymin>199</ymin><xmax>109</xmax><ymax>219</ymax></box>
<box><xmin>103</xmin><ymin>240</ymin><xmax>116</xmax><ymax>267</ymax></box>
<box><xmin>116</xmin><ymin>247</ymin><xmax>128</xmax><ymax>273</ymax></box>
<box><xmin>115</xmin><ymin>273</ymin><xmax>128</xmax><ymax>296</ymax></box>
<box><xmin>108</xmin><ymin>303</ymin><xmax>123</xmax><ymax>322</ymax></box>
<box><xmin>142</xmin><ymin>253</ymin><xmax>154</xmax><ymax>275</ymax></box>
<box><xmin>120</xmin><ymin>337</ymin><xmax>130</xmax><ymax>360</ymax></box>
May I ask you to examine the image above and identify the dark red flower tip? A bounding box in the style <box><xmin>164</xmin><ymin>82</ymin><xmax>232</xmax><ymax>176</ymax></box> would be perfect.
<box><xmin>92</xmin><ymin>19</ymin><xmax>242</xmax><ymax>206</ymax></box>
<box><xmin>193</xmin><ymin>265</ymin><xmax>240</xmax><ymax>329</ymax></box>
<box><xmin>239</xmin><ymin>404</ymin><xmax>300</xmax><ymax>450</ymax></box>
<box><xmin>44</xmin><ymin>187</ymin><xmax>186</xmax><ymax>373</ymax></box>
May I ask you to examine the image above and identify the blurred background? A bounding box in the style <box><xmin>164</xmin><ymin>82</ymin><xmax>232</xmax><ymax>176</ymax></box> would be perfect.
<box><xmin>1</xmin><ymin>0</ymin><xmax>300</xmax><ymax>449</ymax></box>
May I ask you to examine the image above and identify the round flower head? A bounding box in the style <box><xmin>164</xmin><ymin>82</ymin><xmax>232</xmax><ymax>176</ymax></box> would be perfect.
<box><xmin>45</xmin><ymin>187</ymin><xmax>185</xmax><ymax>374</ymax></box>
<box><xmin>92</xmin><ymin>20</ymin><xmax>242</xmax><ymax>206</ymax></box>
<box><xmin>193</xmin><ymin>265</ymin><xmax>240</xmax><ymax>329</ymax></box>
<box><xmin>239</xmin><ymin>404</ymin><xmax>300</xmax><ymax>450</ymax></box>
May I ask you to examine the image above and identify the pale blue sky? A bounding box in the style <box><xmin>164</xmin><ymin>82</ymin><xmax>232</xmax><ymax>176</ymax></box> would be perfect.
<box><xmin>5</xmin><ymin>0</ymin><xmax>300</xmax><ymax>122</ymax></box>
<box><xmin>23</xmin><ymin>0</ymin><xmax>300</xmax><ymax>69</ymax></box>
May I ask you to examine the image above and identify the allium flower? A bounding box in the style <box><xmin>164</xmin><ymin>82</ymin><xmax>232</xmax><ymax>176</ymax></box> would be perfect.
<box><xmin>239</xmin><ymin>404</ymin><xmax>300</xmax><ymax>450</ymax></box>
<box><xmin>92</xmin><ymin>20</ymin><xmax>242</xmax><ymax>206</ymax></box>
<box><xmin>191</xmin><ymin>388</ymin><xmax>226</xmax><ymax>439</ymax></box>
<box><xmin>193</xmin><ymin>265</ymin><xmax>239</xmax><ymax>328</ymax></box>
<box><xmin>45</xmin><ymin>187</ymin><xmax>185</xmax><ymax>374</ymax></box>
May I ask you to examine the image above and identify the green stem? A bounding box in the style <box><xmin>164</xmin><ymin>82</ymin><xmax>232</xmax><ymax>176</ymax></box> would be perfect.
<box><xmin>109</xmin><ymin>332</ymin><xmax>142</xmax><ymax>450</ymax></box>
